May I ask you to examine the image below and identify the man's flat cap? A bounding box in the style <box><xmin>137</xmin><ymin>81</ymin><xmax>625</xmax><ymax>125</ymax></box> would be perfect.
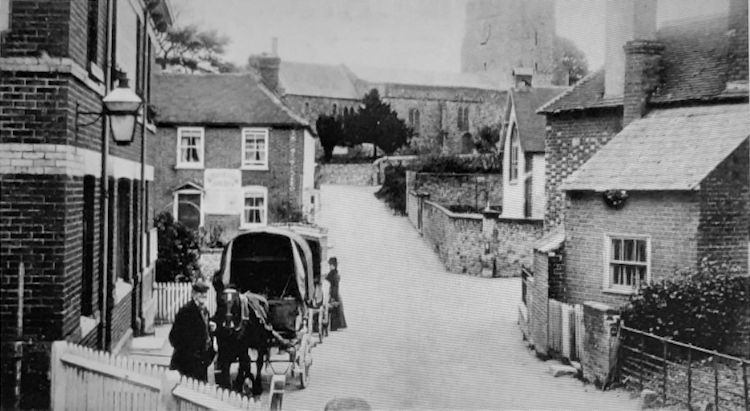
<box><xmin>192</xmin><ymin>280</ymin><xmax>210</xmax><ymax>293</ymax></box>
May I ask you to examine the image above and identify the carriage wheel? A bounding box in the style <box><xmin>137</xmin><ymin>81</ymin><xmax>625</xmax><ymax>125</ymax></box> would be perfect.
<box><xmin>297</xmin><ymin>335</ymin><xmax>313</xmax><ymax>389</ymax></box>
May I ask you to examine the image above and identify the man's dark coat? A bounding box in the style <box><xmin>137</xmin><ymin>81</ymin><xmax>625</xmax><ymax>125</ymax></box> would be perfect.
<box><xmin>169</xmin><ymin>299</ymin><xmax>214</xmax><ymax>381</ymax></box>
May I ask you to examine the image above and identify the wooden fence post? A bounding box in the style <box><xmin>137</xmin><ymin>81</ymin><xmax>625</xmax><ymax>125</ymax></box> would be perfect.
<box><xmin>158</xmin><ymin>370</ymin><xmax>181</xmax><ymax>411</ymax></box>
<box><xmin>49</xmin><ymin>341</ymin><xmax>67</xmax><ymax>411</ymax></box>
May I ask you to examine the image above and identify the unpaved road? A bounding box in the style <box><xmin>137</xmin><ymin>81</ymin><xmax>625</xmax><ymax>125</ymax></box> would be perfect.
<box><xmin>279</xmin><ymin>184</ymin><xmax>639</xmax><ymax>410</ymax></box>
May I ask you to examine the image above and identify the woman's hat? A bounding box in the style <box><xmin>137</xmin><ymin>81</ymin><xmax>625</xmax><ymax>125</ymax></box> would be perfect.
<box><xmin>328</xmin><ymin>257</ymin><xmax>338</xmax><ymax>265</ymax></box>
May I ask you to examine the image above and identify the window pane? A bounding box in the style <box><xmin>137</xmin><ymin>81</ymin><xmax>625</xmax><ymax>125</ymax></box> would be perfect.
<box><xmin>177</xmin><ymin>193</ymin><xmax>201</xmax><ymax>230</ymax></box>
<box><xmin>638</xmin><ymin>266</ymin><xmax>647</xmax><ymax>284</ymax></box>
<box><xmin>624</xmin><ymin>239</ymin><xmax>635</xmax><ymax>261</ymax></box>
<box><xmin>612</xmin><ymin>238</ymin><xmax>621</xmax><ymax>260</ymax></box>
<box><xmin>636</xmin><ymin>240</ymin><xmax>647</xmax><ymax>262</ymax></box>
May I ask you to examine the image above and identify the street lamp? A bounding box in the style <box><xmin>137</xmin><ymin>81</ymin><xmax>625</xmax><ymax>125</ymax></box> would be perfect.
<box><xmin>76</xmin><ymin>74</ymin><xmax>143</xmax><ymax>145</ymax></box>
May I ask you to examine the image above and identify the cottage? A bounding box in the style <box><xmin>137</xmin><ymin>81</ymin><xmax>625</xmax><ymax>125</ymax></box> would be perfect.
<box><xmin>151</xmin><ymin>73</ymin><xmax>317</xmax><ymax>240</ymax></box>
<box><xmin>525</xmin><ymin>0</ymin><xmax>749</xmax><ymax>362</ymax></box>
<box><xmin>0</xmin><ymin>0</ymin><xmax>173</xmax><ymax>407</ymax></box>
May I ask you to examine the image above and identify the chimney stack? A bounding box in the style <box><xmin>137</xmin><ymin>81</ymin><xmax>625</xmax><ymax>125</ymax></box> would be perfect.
<box><xmin>604</xmin><ymin>0</ymin><xmax>657</xmax><ymax>98</ymax></box>
<box><xmin>623</xmin><ymin>40</ymin><xmax>664</xmax><ymax>126</ymax></box>
<box><xmin>248</xmin><ymin>38</ymin><xmax>281</xmax><ymax>94</ymax></box>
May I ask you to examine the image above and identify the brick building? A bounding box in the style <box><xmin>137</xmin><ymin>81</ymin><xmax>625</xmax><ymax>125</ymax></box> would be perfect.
<box><xmin>526</xmin><ymin>0</ymin><xmax>749</xmax><ymax>360</ymax></box>
<box><xmin>0</xmin><ymin>0</ymin><xmax>172</xmax><ymax>407</ymax></box>
<box><xmin>151</xmin><ymin>72</ymin><xmax>316</xmax><ymax>240</ymax></box>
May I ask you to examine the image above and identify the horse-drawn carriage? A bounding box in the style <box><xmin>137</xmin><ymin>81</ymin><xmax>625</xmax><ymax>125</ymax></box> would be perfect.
<box><xmin>211</xmin><ymin>225</ymin><xmax>331</xmax><ymax>396</ymax></box>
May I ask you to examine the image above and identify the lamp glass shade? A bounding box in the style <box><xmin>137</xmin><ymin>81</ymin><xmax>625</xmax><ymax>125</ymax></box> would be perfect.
<box><xmin>102</xmin><ymin>86</ymin><xmax>142</xmax><ymax>113</ymax></box>
<box><xmin>110</xmin><ymin>113</ymin><xmax>138</xmax><ymax>145</ymax></box>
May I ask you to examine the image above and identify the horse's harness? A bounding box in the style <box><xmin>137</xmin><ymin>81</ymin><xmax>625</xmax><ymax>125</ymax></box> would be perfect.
<box><xmin>219</xmin><ymin>288</ymin><xmax>293</xmax><ymax>347</ymax></box>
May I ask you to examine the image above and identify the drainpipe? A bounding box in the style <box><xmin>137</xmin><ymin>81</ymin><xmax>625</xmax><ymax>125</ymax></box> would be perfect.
<box><xmin>99</xmin><ymin>0</ymin><xmax>114</xmax><ymax>350</ymax></box>
<box><xmin>135</xmin><ymin>7</ymin><xmax>149</xmax><ymax>337</ymax></box>
<box><xmin>12</xmin><ymin>262</ymin><xmax>25</xmax><ymax>408</ymax></box>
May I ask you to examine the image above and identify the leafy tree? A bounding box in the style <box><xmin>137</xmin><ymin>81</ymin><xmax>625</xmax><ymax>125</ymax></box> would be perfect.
<box><xmin>345</xmin><ymin>89</ymin><xmax>410</xmax><ymax>157</ymax></box>
<box><xmin>552</xmin><ymin>36</ymin><xmax>589</xmax><ymax>85</ymax></box>
<box><xmin>154</xmin><ymin>212</ymin><xmax>201</xmax><ymax>282</ymax></box>
<box><xmin>155</xmin><ymin>24</ymin><xmax>237</xmax><ymax>73</ymax></box>
<box><xmin>316</xmin><ymin>115</ymin><xmax>344</xmax><ymax>162</ymax></box>
<box><xmin>473</xmin><ymin>125</ymin><xmax>501</xmax><ymax>154</ymax></box>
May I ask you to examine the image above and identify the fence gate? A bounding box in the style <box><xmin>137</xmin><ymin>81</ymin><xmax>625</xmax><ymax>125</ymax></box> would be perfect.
<box><xmin>548</xmin><ymin>299</ymin><xmax>584</xmax><ymax>362</ymax></box>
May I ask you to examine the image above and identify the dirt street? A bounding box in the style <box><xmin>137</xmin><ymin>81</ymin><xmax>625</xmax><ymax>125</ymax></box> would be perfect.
<box><xmin>280</xmin><ymin>184</ymin><xmax>639</xmax><ymax>410</ymax></box>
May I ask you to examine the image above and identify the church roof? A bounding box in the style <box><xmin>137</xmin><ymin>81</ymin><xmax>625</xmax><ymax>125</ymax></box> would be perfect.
<box><xmin>279</xmin><ymin>61</ymin><xmax>361</xmax><ymax>100</ymax></box>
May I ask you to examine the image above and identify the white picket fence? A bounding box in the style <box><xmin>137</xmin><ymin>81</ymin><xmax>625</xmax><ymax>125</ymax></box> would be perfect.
<box><xmin>155</xmin><ymin>282</ymin><xmax>217</xmax><ymax>324</ymax></box>
<box><xmin>49</xmin><ymin>340</ymin><xmax>272</xmax><ymax>411</ymax></box>
<box><xmin>548</xmin><ymin>299</ymin><xmax>585</xmax><ymax>361</ymax></box>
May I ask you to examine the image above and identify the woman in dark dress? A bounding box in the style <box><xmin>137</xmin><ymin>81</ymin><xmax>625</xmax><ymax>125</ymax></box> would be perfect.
<box><xmin>326</xmin><ymin>257</ymin><xmax>347</xmax><ymax>331</ymax></box>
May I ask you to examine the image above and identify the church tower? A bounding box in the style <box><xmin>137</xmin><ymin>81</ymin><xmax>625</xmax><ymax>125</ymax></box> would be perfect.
<box><xmin>461</xmin><ymin>0</ymin><xmax>557</xmax><ymax>88</ymax></box>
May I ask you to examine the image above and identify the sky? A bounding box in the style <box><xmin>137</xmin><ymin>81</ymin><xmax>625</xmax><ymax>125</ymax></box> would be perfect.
<box><xmin>171</xmin><ymin>0</ymin><xmax>731</xmax><ymax>73</ymax></box>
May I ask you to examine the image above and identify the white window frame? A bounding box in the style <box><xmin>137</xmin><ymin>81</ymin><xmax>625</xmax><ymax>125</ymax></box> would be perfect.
<box><xmin>176</xmin><ymin>127</ymin><xmax>204</xmax><ymax>169</ymax></box>
<box><xmin>0</xmin><ymin>0</ymin><xmax>10</xmax><ymax>33</ymax></box>
<box><xmin>173</xmin><ymin>188</ymin><xmax>204</xmax><ymax>228</ymax></box>
<box><xmin>603</xmin><ymin>234</ymin><xmax>651</xmax><ymax>294</ymax></box>
<box><xmin>240</xmin><ymin>186</ymin><xmax>268</xmax><ymax>228</ymax></box>
<box><xmin>241</xmin><ymin>128</ymin><xmax>269</xmax><ymax>170</ymax></box>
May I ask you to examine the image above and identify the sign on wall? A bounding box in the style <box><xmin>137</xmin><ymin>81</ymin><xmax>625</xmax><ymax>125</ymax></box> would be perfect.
<box><xmin>204</xmin><ymin>169</ymin><xmax>241</xmax><ymax>215</ymax></box>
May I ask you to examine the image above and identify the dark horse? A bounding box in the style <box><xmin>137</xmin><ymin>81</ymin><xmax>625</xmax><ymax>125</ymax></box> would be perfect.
<box><xmin>213</xmin><ymin>287</ymin><xmax>271</xmax><ymax>397</ymax></box>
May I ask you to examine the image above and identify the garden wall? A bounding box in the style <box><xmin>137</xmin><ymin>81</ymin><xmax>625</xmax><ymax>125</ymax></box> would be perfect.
<box><xmin>406</xmin><ymin>171</ymin><xmax>502</xmax><ymax>211</ymax></box>
<box><xmin>318</xmin><ymin>163</ymin><xmax>376</xmax><ymax>185</ymax></box>
<box><xmin>421</xmin><ymin>200</ymin><xmax>486</xmax><ymax>276</ymax></box>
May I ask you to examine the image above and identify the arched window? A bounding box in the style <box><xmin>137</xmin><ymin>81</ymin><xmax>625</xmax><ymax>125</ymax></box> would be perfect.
<box><xmin>304</xmin><ymin>101</ymin><xmax>310</xmax><ymax>114</ymax></box>
<box><xmin>509</xmin><ymin>125</ymin><xmax>520</xmax><ymax>181</ymax></box>
<box><xmin>457</xmin><ymin>107</ymin><xmax>464</xmax><ymax>130</ymax></box>
<box><xmin>332</xmin><ymin>103</ymin><xmax>337</xmax><ymax>116</ymax></box>
<box><xmin>461</xmin><ymin>133</ymin><xmax>473</xmax><ymax>154</ymax></box>
<box><xmin>463</xmin><ymin>106</ymin><xmax>470</xmax><ymax>131</ymax></box>
<box><xmin>408</xmin><ymin>108</ymin><xmax>420</xmax><ymax>135</ymax></box>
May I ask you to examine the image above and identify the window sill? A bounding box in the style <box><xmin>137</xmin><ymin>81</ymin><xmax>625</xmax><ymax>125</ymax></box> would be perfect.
<box><xmin>240</xmin><ymin>165</ymin><xmax>269</xmax><ymax>171</ymax></box>
<box><xmin>114</xmin><ymin>278</ymin><xmax>133</xmax><ymax>304</ymax></box>
<box><xmin>603</xmin><ymin>287</ymin><xmax>637</xmax><ymax>296</ymax></box>
<box><xmin>88</xmin><ymin>62</ymin><xmax>104</xmax><ymax>83</ymax></box>
<box><xmin>240</xmin><ymin>222</ymin><xmax>266</xmax><ymax>230</ymax></box>
<box><xmin>175</xmin><ymin>164</ymin><xmax>204</xmax><ymax>170</ymax></box>
<box><xmin>79</xmin><ymin>315</ymin><xmax>100</xmax><ymax>337</ymax></box>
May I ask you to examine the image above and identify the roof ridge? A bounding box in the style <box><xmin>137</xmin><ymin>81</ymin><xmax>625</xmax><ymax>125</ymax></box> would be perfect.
<box><xmin>658</xmin><ymin>13</ymin><xmax>727</xmax><ymax>31</ymax></box>
<box><xmin>536</xmin><ymin>69</ymin><xmax>600</xmax><ymax>113</ymax></box>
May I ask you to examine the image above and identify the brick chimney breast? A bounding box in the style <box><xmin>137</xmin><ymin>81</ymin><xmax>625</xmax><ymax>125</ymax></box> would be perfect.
<box><xmin>623</xmin><ymin>39</ymin><xmax>664</xmax><ymax>127</ymax></box>
<box><xmin>248</xmin><ymin>54</ymin><xmax>281</xmax><ymax>95</ymax></box>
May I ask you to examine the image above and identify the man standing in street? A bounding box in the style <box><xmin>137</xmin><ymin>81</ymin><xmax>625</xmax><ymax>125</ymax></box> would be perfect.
<box><xmin>169</xmin><ymin>280</ymin><xmax>216</xmax><ymax>381</ymax></box>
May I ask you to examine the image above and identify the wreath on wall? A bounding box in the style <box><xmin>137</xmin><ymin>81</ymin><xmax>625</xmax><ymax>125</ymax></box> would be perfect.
<box><xmin>603</xmin><ymin>189</ymin><xmax>629</xmax><ymax>209</ymax></box>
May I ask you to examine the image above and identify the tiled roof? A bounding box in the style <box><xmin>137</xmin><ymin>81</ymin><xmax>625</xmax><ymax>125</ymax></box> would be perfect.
<box><xmin>152</xmin><ymin>73</ymin><xmax>308</xmax><ymax>126</ymax></box>
<box><xmin>538</xmin><ymin>15</ymin><xmax>747</xmax><ymax>114</ymax></box>
<box><xmin>561</xmin><ymin>103</ymin><xmax>750</xmax><ymax>191</ymax></box>
<box><xmin>650</xmin><ymin>16</ymin><xmax>735</xmax><ymax>103</ymax></box>
<box><xmin>279</xmin><ymin>62</ymin><xmax>360</xmax><ymax>100</ymax></box>
<box><xmin>348</xmin><ymin>65</ymin><xmax>502</xmax><ymax>90</ymax></box>
<box><xmin>511</xmin><ymin>87</ymin><xmax>567</xmax><ymax>152</ymax></box>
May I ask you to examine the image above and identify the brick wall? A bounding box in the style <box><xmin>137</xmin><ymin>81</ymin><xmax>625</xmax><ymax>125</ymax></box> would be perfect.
<box><xmin>491</xmin><ymin>218</ymin><xmax>544</xmax><ymax>277</ymax></box>
<box><xmin>698</xmin><ymin>139</ymin><xmax>749</xmax><ymax>272</ymax></box>
<box><xmin>2</xmin><ymin>0</ymin><xmax>71</xmax><ymax>58</ymax></box>
<box><xmin>153</xmin><ymin>125</ymin><xmax>307</xmax><ymax>231</ymax></box>
<box><xmin>544</xmin><ymin>109</ymin><xmax>622</xmax><ymax>228</ymax></box>
<box><xmin>1</xmin><ymin>71</ymin><xmax>70</xmax><ymax>145</ymax></box>
<box><xmin>581</xmin><ymin>301</ymin><xmax>620</xmax><ymax>386</ymax></box>
<box><xmin>565</xmin><ymin>191</ymin><xmax>700</xmax><ymax>308</ymax></box>
<box><xmin>623</xmin><ymin>40</ymin><xmax>664</xmax><ymax>127</ymax></box>
<box><xmin>530</xmin><ymin>250</ymin><xmax>549</xmax><ymax>355</ymax></box>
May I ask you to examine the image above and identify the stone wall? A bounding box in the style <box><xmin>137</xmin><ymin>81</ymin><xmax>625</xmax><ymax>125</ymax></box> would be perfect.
<box><xmin>318</xmin><ymin>163</ymin><xmax>376</xmax><ymax>186</ymax></box>
<box><xmin>406</xmin><ymin>171</ymin><xmax>503</xmax><ymax>210</ymax></box>
<box><xmin>490</xmin><ymin>218</ymin><xmax>544</xmax><ymax>277</ymax></box>
<box><xmin>421</xmin><ymin>200</ymin><xmax>485</xmax><ymax>275</ymax></box>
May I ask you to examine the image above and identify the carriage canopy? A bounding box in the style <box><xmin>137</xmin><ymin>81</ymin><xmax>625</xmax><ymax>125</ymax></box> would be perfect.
<box><xmin>217</xmin><ymin>226</ymin><xmax>315</xmax><ymax>305</ymax></box>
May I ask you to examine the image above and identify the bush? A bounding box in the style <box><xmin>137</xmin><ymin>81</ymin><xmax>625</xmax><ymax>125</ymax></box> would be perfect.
<box><xmin>374</xmin><ymin>165</ymin><xmax>406</xmax><ymax>214</ymax></box>
<box><xmin>155</xmin><ymin>212</ymin><xmax>201</xmax><ymax>282</ymax></box>
<box><xmin>198</xmin><ymin>224</ymin><xmax>225</xmax><ymax>249</ymax></box>
<box><xmin>415</xmin><ymin>154</ymin><xmax>502</xmax><ymax>173</ymax></box>
<box><xmin>621</xmin><ymin>259</ymin><xmax>749</xmax><ymax>354</ymax></box>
